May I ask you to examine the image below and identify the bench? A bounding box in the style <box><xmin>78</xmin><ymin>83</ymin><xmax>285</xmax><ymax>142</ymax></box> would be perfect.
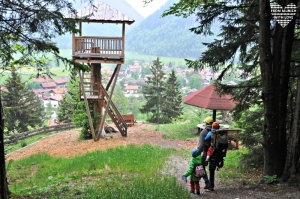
<box><xmin>227</xmin><ymin>129</ymin><xmax>241</xmax><ymax>149</ymax></box>
<box><xmin>120</xmin><ymin>114</ymin><xmax>135</xmax><ymax>127</ymax></box>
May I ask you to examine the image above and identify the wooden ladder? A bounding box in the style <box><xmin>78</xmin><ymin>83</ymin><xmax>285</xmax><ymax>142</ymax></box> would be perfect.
<box><xmin>79</xmin><ymin>73</ymin><xmax>101</xmax><ymax>101</ymax></box>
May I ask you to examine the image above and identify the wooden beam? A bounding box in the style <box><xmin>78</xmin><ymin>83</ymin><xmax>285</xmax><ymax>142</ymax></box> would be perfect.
<box><xmin>96</xmin><ymin>64</ymin><xmax>121</xmax><ymax>140</ymax></box>
<box><xmin>122</xmin><ymin>23</ymin><xmax>125</xmax><ymax>57</ymax></box>
<box><xmin>79</xmin><ymin>22</ymin><xmax>82</xmax><ymax>36</ymax></box>
<box><xmin>79</xmin><ymin>71</ymin><xmax>97</xmax><ymax>141</ymax></box>
<box><xmin>72</xmin><ymin>33</ymin><xmax>75</xmax><ymax>55</ymax></box>
<box><xmin>106</xmin><ymin>64</ymin><xmax>118</xmax><ymax>90</ymax></box>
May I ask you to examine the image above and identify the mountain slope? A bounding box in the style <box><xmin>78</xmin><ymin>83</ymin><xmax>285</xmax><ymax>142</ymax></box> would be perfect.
<box><xmin>125</xmin><ymin>0</ymin><xmax>217</xmax><ymax>58</ymax></box>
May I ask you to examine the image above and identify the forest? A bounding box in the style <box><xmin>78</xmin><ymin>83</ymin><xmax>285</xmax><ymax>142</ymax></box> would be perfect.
<box><xmin>1</xmin><ymin>0</ymin><xmax>300</xmax><ymax>198</ymax></box>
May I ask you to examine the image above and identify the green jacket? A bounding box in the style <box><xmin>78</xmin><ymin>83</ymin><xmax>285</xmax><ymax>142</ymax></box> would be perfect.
<box><xmin>184</xmin><ymin>155</ymin><xmax>203</xmax><ymax>181</ymax></box>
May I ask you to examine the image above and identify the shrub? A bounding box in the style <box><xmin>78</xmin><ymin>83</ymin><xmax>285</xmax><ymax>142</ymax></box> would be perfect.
<box><xmin>234</xmin><ymin>104</ymin><xmax>264</xmax><ymax>169</ymax></box>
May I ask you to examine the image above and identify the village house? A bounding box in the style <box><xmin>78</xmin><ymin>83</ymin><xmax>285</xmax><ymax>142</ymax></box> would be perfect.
<box><xmin>43</xmin><ymin>95</ymin><xmax>63</xmax><ymax>108</ymax></box>
<box><xmin>41</xmin><ymin>82</ymin><xmax>56</xmax><ymax>89</ymax></box>
<box><xmin>32</xmin><ymin>89</ymin><xmax>48</xmax><ymax>98</ymax></box>
<box><xmin>33</xmin><ymin>76</ymin><xmax>52</xmax><ymax>83</ymax></box>
<box><xmin>53</xmin><ymin>78</ymin><xmax>67</xmax><ymax>86</ymax></box>
<box><xmin>48</xmin><ymin>88</ymin><xmax>68</xmax><ymax>96</ymax></box>
<box><xmin>125</xmin><ymin>85</ymin><xmax>139</xmax><ymax>94</ymax></box>
<box><xmin>129</xmin><ymin>65</ymin><xmax>142</xmax><ymax>73</ymax></box>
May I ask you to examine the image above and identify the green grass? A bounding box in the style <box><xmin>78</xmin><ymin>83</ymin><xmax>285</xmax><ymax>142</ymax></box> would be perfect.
<box><xmin>7</xmin><ymin>144</ymin><xmax>193</xmax><ymax>199</ymax></box>
<box><xmin>59</xmin><ymin>49</ymin><xmax>192</xmax><ymax>66</ymax></box>
<box><xmin>5</xmin><ymin>121</ymin><xmax>261</xmax><ymax>198</ymax></box>
<box><xmin>0</xmin><ymin>67</ymin><xmax>70</xmax><ymax>84</ymax></box>
<box><xmin>156</xmin><ymin>121</ymin><xmax>199</xmax><ymax>140</ymax></box>
<box><xmin>125</xmin><ymin>51</ymin><xmax>193</xmax><ymax>66</ymax></box>
<box><xmin>216</xmin><ymin>148</ymin><xmax>262</xmax><ymax>185</ymax></box>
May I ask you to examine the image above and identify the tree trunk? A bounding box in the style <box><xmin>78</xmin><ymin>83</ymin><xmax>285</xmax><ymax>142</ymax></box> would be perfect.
<box><xmin>283</xmin><ymin>75</ymin><xmax>300</xmax><ymax>181</ymax></box>
<box><xmin>91</xmin><ymin>64</ymin><xmax>104</xmax><ymax>137</ymax></box>
<box><xmin>0</xmin><ymin>96</ymin><xmax>9</xmax><ymax>198</ymax></box>
<box><xmin>259</xmin><ymin>0</ymin><xmax>296</xmax><ymax>177</ymax></box>
<box><xmin>259</xmin><ymin>0</ymin><xmax>280</xmax><ymax>177</ymax></box>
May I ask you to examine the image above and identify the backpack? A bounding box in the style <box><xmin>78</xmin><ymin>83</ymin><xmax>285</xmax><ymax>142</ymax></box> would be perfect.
<box><xmin>193</xmin><ymin>164</ymin><xmax>206</xmax><ymax>178</ymax></box>
<box><xmin>210</xmin><ymin>129</ymin><xmax>228</xmax><ymax>169</ymax></box>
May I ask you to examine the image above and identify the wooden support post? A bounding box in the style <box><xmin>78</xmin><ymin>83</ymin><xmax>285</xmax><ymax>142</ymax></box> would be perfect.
<box><xmin>79</xmin><ymin>71</ymin><xmax>97</xmax><ymax>141</ymax></box>
<box><xmin>106</xmin><ymin>64</ymin><xmax>118</xmax><ymax>91</ymax></box>
<box><xmin>72</xmin><ymin>33</ymin><xmax>75</xmax><ymax>55</ymax></box>
<box><xmin>96</xmin><ymin>64</ymin><xmax>121</xmax><ymax>140</ymax></box>
<box><xmin>122</xmin><ymin>23</ymin><xmax>125</xmax><ymax>57</ymax></box>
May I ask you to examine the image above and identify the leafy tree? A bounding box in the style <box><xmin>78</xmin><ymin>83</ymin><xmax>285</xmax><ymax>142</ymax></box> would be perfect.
<box><xmin>131</xmin><ymin>70</ymin><xmax>139</xmax><ymax>80</ymax></box>
<box><xmin>176</xmin><ymin>74</ymin><xmax>187</xmax><ymax>88</ymax></box>
<box><xmin>161</xmin><ymin>69</ymin><xmax>183</xmax><ymax>123</ymax></box>
<box><xmin>139</xmin><ymin>57</ymin><xmax>166</xmax><ymax>123</ymax></box>
<box><xmin>0</xmin><ymin>0</ymin><xmax>89</xmax><ymax>195</ymax></box>
<box><xmin>57</xmin><ymin>75</ymin><xmax>94</xmax><ymax>139</ymax></box>
<box><xmin>45</xmin><ymin>102</ymin><xmax>54</xmax><ymax>119</ymax></box>
<box><xmin>234</xmin><ymin>104</ymin><xmax>264</xmax><ymax>169</ymax></box>
<box><xmin>26</xmin><ymin>81</ymin><xmax>41</xmax><ymax>90</ymax></box>
<box><xmin>2</xmin><ymin>70</ymin><xmax>45</xmax><ymax>133</ymax></box>
<box><xmin>130</xmin><ymin>98</ymin><xmax>141</xmax><ymax>116</ymax></box>
<box><xmin>189</xmin><ymin>74</ymin><xmax>203</xmax><ymax>89</ymax></box>
<box><xmin>141</xmin><ymin>66</ymin><xmax>151</xmax><ymax>78</ymax></box>
<box><xmin>112</xmin><ymin>84</ymin><xmax>128</xmax><ymax>114</ymax></box>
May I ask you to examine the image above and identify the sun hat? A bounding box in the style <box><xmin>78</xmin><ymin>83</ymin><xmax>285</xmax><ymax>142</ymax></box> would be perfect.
<box><xmin>204</xmin><ymin>116</ymin><xmax>213</xmax><ymax>124</ymax></box>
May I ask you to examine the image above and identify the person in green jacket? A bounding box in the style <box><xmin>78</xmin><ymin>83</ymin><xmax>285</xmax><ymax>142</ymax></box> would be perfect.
<box><xmin>181</xmin><ymin>149</ymin><xmax>204</xmax><ymax>195</ymax></box>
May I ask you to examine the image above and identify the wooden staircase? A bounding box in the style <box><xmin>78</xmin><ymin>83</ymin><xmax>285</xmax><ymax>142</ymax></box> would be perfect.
<box><xmin>79</xmin><ymin>72</ymin><xmax>127</xmax><ymax>137</ymax></box>
<box><xmin>101</xmin><ymin>85</ymin><xmax>127</xmax><ymax>136</ymax></box>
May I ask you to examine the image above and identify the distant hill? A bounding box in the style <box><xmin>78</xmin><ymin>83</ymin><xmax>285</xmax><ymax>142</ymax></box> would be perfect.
<box><xmin>54</xmin><ymin>0</ymin><xmax>144</xmax><ymax>49</ymax></box>
<box><xmin>125</xmin><ymin>0</ymin><xmax>218</xmax><ymax>58</ymax></box>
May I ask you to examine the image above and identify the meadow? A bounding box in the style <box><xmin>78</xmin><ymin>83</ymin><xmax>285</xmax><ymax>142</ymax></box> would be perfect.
<box><xmin>0</xmin><ymin>50</ymin><xmax>190</xmax><ymax>84</ymax></box>
<box><xmin>6</xmin><ymin>120</ymin><xmax>256</xmax><ymax>199</ymax></box>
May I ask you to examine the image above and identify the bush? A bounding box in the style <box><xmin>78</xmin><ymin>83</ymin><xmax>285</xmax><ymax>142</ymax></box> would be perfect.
<box><xmin>234</xmin><ymin>104</ymin><xmax>264</xmax><ymax>169</ymax></box>
<box><xmin>20</xmin><ymin>141</ymin><xmax>27</xmax><ymax>148</ymax></box>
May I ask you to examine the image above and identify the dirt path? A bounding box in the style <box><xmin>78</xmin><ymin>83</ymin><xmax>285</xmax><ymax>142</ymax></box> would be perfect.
<box><xmin>6</xmin><ymin>122</ymin><xmax>299</xmax><ymax>198</ymax></box>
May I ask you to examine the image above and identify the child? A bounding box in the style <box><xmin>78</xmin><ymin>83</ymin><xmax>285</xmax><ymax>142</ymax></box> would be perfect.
<box><xmin>181</xmin><ymin>149</ymin><xmax>204</xmax><ymax>195</ymax></box>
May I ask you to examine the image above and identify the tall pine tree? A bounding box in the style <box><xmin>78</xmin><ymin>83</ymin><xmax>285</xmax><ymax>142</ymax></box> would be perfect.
<box><xmin>161</xmin><ymin>69</ymin><xmax>183</xmax><ymax>123</ymax></box>
<box><xmin>159</xmin><ymin>0</ymin><xmax>300</xmax><ymax>180</ymax></box>
<box><xmin>2</xmin><ymin>70</ymin><xmax>45</xmax><ymax>133</ymax></box>
<box><xmin>140</xmin><ymin>57</ymin><xmax>166</xmax><ymax>124</ymax></box>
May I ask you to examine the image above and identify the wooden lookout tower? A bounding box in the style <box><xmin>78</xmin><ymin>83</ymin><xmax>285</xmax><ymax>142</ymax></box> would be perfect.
<box><xmin>65</xmin><ymin>1</ymin><xmax>135</xmax><ymax>141</ymax></box>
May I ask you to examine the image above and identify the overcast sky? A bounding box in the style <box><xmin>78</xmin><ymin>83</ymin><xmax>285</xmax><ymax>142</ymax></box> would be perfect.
<box><xmin>125</xmin><ymin>0</ymin><xmax>168</xmax><ymax>18</ymax></box>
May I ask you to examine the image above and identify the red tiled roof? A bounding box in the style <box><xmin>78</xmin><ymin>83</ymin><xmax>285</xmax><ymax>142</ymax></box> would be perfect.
<box><xmin>49</xmin><ymin>95</ymin><xmax>63</xmax><ymax>101</ymax></box>
<box><xmin>41</xmin><ymin>82</ymin><xmax>56</xmax><ymax>88</ymax></box>
<box><xmin>49</xmin><ymin>88</ymin><xmax>68</xmax><ymax>94</ymax></box>
<box><xmin>125</xmin><ymin>85</ymin><xmax>139</xmax><ymax>90</ymax></box>
<box><xmin>129</xmin><ymin>65</ymin><xmax>141</xmax><ymax>69</ymax></box>
<box><xmin>53</xmin><ymin>78</ymin><xmax>67</xmax><ymax>84</ymax></box>
<box><xmin>33</xmin><ymin>76</ymin><xmax>52</xmax><ymax>83</ymax></box>
<box><xmin>32</xmin><ymin>89</ymin><xmax>47</xmax><ymax>94</ymax></box>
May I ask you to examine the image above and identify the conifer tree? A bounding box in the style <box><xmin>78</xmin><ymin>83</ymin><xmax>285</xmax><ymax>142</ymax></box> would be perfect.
<box><xmin>139</xmin><ymin>57</ymin><xmax>166</xmax><ymax>124</ymax></box>
<box><xmin>2</xmin><ymin>70</ymin><xmax>45</xmax><ymax>133</ymax></box>
<box><xmin>0</xmin><ymin>0</ymin><xmax>89</xmax><ymax>196</ymax></box>
<box><xmin>158</xmin><ymin>0</ymin><xmax>300</xmax><ymax>180</ymax></box>
<box><xmin>161</xmin><ymin>69</ymin><xmax>183</xmax><ymax>123</ymax></box>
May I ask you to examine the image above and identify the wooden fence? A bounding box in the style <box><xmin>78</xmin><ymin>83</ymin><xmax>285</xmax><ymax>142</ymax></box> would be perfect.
<box><xmin>4</xmin><ymin>123</ymin><xmax>77</xmax><ymax>145</ymax></box>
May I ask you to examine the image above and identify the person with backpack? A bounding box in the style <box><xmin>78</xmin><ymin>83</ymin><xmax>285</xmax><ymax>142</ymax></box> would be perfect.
<box><xmin>181</xmin><ymin>149</ymin><xmax>206</xmax><ymax>195</ymax></box>
<box><xmin>195</xmin><ymin>121</ymin><xmax>229</xmax><ymax>191</ymax></box>
<box><xmin>192</xmin><ymin>116</ymin><xmax>213</xmax><ymax>189</ymax></box>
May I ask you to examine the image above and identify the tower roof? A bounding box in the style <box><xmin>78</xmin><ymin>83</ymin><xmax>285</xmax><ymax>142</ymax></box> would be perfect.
<box><xmin>65</xmin><ymin>1</ymin><xmax>135</xmax><ymax>25</ymax></box>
